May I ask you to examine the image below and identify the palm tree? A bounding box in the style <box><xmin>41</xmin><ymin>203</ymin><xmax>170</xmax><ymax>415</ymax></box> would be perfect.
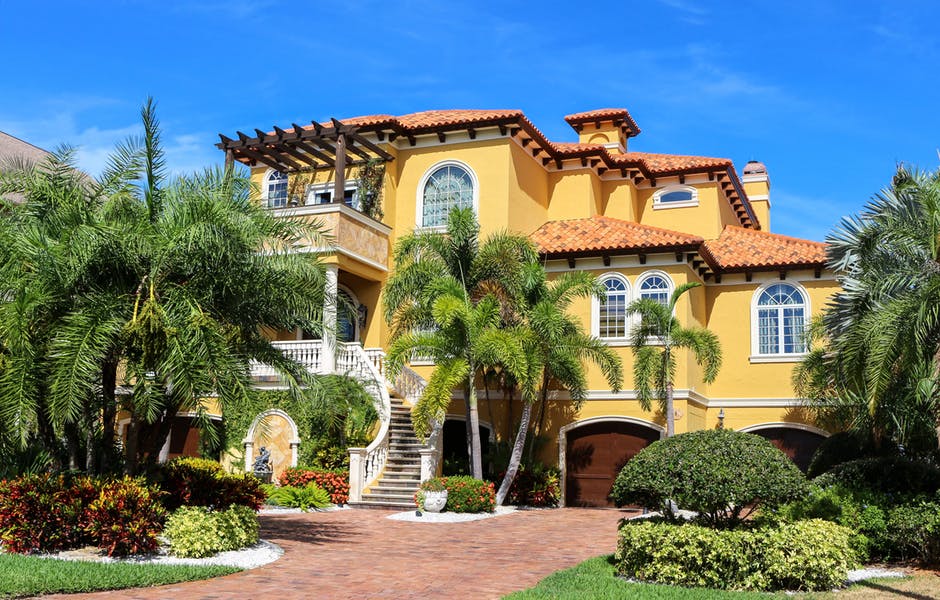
<box><xmin>494</xmin><ymin>270</ymin><xmax>623</xmax><ymax>506</ymax></box>
<box><xmin>629</xmin><ymin>282</ymin><xmax>721</xmax><ymax>437</ymax></box>
<box><xmin>0</xmin><ymin>99</ymin><xmax>329</xmax><ymax>474</ymax></box>
<box><xmin>796</xmin><ymin>165</ymin><xmax>940</xmax><ymax>453</ymax></box>
<box><xmin>386</xmin><ymin>279</ymin><xmax>529</xmax><ymax>479</ymax></box>
<box><xmin>384</xmin><ymin>207</ymin><xmax>537</xmax><ymax>477</ymax></box>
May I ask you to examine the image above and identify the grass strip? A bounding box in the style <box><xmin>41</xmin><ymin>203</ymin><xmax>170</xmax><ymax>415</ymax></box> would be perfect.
<box><xmin>0</xmin><ymin>553</ymin><xmax>238</xmax><ymax>598</ymax></box>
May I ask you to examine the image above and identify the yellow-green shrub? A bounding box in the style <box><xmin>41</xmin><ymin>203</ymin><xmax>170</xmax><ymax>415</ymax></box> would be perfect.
<box><xmin>163</xmin><ymin>505</ymin><xmax>259</xmax><ymax>558</ymax></box>
<box><xmin>264</xmin><ymin>484</ymin><xmax>331</xmax><ymax>511</ymax></box>
<box><xmin>616</xmin><ymin>519</ymin><xmax>857</xmax><ymax>592</ymax></box>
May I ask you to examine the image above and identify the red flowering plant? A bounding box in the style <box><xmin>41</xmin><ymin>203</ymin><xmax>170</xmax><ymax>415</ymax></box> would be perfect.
<box><xmin>279</xmin><ymin>468</ymin><xmax>349</xmax><ymax>504</ymax></box>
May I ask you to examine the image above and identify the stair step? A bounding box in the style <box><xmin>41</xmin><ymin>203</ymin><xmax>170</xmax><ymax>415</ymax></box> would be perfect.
<box><xmin>370</xmin><ymin>485</ymin><xmax>420</xmax><ymax>493</ymax></box>
<box><xmin>348</xmin><ymin>500</ymin><xmax>415</xmax><ymax>510</ymax></box>
<box><xmin>378</xmin><ymin>478</ymin><xmax>421</xmax><ymax>486</ymax></box>
<box><xmin>362</xmin><ymin>493</ymin><xmax>416</xmax><ymax>503</ymax></box>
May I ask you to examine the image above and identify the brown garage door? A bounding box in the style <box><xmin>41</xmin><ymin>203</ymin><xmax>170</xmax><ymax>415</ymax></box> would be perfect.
<box><xmin>751</xmin><ymin>427</ymin><xmax>826</xmax><ymax>472</ymax></box>
<box><xmin>565</xmin><ymin>421</ymin><xmax>661</xmax><ymax>507</ymax></box>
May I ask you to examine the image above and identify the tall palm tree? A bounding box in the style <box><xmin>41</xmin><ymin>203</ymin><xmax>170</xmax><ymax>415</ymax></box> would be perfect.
<box><xmin>629</xmin><ymin>282</ymin><xmax>721</xmax><ymax>437</ymax></box>
<box><xmin>386</xmin><ymin>279</ymin><xmax>529</xmax><ymax>479</ymax></box>
<box><xmin>796</xmin><ymin>166</ymin><xmax>940</xmax><ymax>452</ymax></box>
<box><xmin>0</xmin><ymin>99</ymin><xmax>329</xmax><ymax>474</ymax></box>
<box><xmin>384</xmin><ymin>207</ymin><xmax>537</xmax><ymax>477</ymax></box>
<box><xmin>494</xmin><ymin>270</ymin><xmax>623</xmax><ymax>506</ymax></box>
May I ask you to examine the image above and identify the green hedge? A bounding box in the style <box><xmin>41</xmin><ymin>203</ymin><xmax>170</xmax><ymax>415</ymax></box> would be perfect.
<box><xmin>616</xmin><ymin>519</ymin><xmax>857</xmax><ymax>592</ymax></box>
<box><xmin>163</xmin><ymin>505</ymin><xmax>259</xmax><ymax>558</ymax></box>
<box><xmin>611</xmin><ymin>429</ymin><xmax>809</xmax><ymax>527</ymax></box>
<box><xmin>415</xmin><ymin>476</ymin><xmax>496</xmax><ymax>513</ymax></box>
<box><xmin>813</xmin><ymin>456</ymin><xmax>940</xmax><ymax>497</ymax></box>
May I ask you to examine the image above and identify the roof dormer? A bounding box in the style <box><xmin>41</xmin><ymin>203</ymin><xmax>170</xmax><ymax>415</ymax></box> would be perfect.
<box><xmin>563</xmin><ymin>109</ymin><xmax>640</xmax><ymax>154</ymax></box>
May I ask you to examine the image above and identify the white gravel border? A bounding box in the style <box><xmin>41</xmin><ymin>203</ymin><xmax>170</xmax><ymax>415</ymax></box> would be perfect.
<box><xmin>388</xmin><ymin>505</ymin><xmax>517</xmax><ymax>522</ymax></box>
<box><xmin>259</xmin><ymin>504</ymin><xmax>351</xmax><ymax>516</ymax></box>
<box><xmin>846</xmin><ymin>567</ymin><xmax>906</xmax><ymax>583</ymax></box>
<box><xmin>45</xmin><ymin>540</ymin><xmax>283</xmax><ymax>570</ymax></box>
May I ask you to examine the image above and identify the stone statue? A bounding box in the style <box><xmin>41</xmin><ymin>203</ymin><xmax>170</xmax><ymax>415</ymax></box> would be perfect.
<box><xmin>252</xmin><ymin>446</ymin><xmax>272</xmax><ymax>474</ymax></box>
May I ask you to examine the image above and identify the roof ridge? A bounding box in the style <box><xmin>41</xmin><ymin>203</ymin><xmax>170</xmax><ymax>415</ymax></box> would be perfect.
<box><xmin>721</xmin><ymin>224</ymin><xmax>827</xmax><ymax>246</ymax></box>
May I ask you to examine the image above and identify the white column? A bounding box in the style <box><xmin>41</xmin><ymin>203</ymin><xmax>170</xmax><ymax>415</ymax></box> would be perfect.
<box><xmin>322</xmin><ymin>264</ymin><xmax>338</xmax><ymax>374</ymax></box>
<box><xmin>348</xmin><ymin>447</ymin><xmax>366</xmax><ymax>502</ymax></box>
<box><xmin>419</xmin><ymin>448</ymin><xmax>437</xmax><ymax>483</ymax></box>
<box><xmin>243</xmin><ymin>440</ymin><xmax>254</xmax><ymax>473</ymax></box>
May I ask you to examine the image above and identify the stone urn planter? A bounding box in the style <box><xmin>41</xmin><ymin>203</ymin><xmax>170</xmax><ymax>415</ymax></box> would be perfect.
<box><xmin>423</xmin><ymin>490</ymin><xmax>448</xmax><ymax>513</ymax></box>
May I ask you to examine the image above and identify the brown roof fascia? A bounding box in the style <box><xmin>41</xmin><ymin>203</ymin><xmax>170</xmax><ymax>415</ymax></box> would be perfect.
<box><xmin>540</xmin><ymin>241</ymin><xmax>703</xmax><ymax>261</ymax></box>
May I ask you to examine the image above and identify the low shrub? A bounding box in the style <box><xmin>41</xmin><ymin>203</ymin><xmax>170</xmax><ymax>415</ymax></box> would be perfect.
<box><xmin>813</xmin><ymin>456</ymin><xmax>940</xmax><ymax>498</ymax></box>
<box><xmin>85</xmin><ymin>477</ymin><xmax>166</xmax><ymax>557</ymax></box>
<box><xmin>163</xmin><ymin>505</ymin><xmax>259</xmax><ymax>558</ymax></box>
<box><xmin>611</xmin><ymin>429</ymin><xmax>809</xmax><ymax>527</ymax></box>
<box><xmin>498</xmin><ymin>466</ymin><xmax>560</xmax><ymax>507</ymax></box>
<box><xmin>885</xmin><ymin>501</ymin><xmax>940</xmax><ymax>564</ymax></box>
<box><xmin>0</xmin><ymin>474</ymin><xmax>101</xmax><ymax>554</ymax></box>
<box><xmin>444</xmin><ymin>476</ymin><xmax>495</xmax><ymax>513</ymax></box>
<box><xmin>264</xmin><ymin>484</ymin><xmax>331</xmax><ymax>511</ymax></box>
<box><xmin>616</xmin><ymin>519</ymin><xmax>857</xmax><ymax>592</ymax></box>
<box><xmin>279</xmin><ymin>467</ymin><xmax>349</xmax><ymax>504</ymax></box>
<box><xmin>806</xmin><ymin>431</ymin><xmax>879</xmax><ymax>478</ymax></box>
<box><xmin>157</xmin><ymin>457</ymin><xmax>265</xmax><ymax>511</ymax></box>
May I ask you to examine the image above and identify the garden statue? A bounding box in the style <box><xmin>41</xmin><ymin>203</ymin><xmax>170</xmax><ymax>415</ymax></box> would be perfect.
<box><xmin>252</xmin><ymin>446</ymin><xmax>273</xmax><ymax>483</ymax></box>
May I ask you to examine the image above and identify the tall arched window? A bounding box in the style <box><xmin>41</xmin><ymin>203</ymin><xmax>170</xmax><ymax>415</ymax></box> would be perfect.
<box><xmin>597</xmin><ymin>275</ymin><xmax>630</xmax><ymax>339</ymax></box>
<box><xmin>754</xmin><ymin>283</ymin><xmax>807</xmax><ymax>355</ymax></box>
<box><xmin>638</xmin><ymin>272</ymin><xmax>672</xmax><ymax>307</ymax></box>
<box><xmin>419</xmin><ymin>162</ymin><xmax>475</xmax><ymax>228</ymax></box>
<box><xmin>265</xmin><ymin>170</ymin><xmax>288</xmax><ymax>208</ymax></box>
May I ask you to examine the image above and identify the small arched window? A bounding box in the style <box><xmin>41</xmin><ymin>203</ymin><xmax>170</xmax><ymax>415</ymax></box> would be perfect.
<box><xmin>638</xmin><ymin>272</ymin><xmax>672</xmax><ymax>307</ymax></box>
<box><xmin>755</xmin><ymin>283</ymin><xmax>807</xmax><ymax>355</ymax></box>
<box><xmin>597</xmin><ymin>275</ymin><xmax>629</xmax><ymax>339</ymax></box>
<box><xmin>653</xmin><ymin>185</ymin><xmax>698</xmax><ymax>209</ymax></box>
<box><xmin>419</xmin><ymin>163</ymin><xmax>475</xmax><ymax>228</ymax></box>
<box><xmin>265</xmin><ymin>170</ymin><xmax>288</xmax><ymax>208</ymax></box>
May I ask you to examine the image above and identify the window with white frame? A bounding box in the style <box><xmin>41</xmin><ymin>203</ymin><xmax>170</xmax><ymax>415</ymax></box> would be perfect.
<box><xmin>597</xmin><ymin>275</ymin><xmax>630</xmax><ymax>339</ymax></box>
<box><xmin>652</xmin><ymin>185</ymin><xmax>698</xmax><ymax>209</ymax></box>
<box><xmin>265</xmin><ymin>170</ymin><xmax>288</xmax><ymax>208</ymax></box>
<box><xmin>307</xmin><ymin>182</ymin><xmax>359</xmax><ymax>210</ymax></box>
<box><xmin>754</xmin><ymin>283</ymin><xmax>808</xmax><ymax>355</ymax></box>
<box><xmin>638</xmin><ymin>272</ymin><xmax>672</xmax><ymax>307</ymax></box>
<box><xmin>419</xmin><ymin>162</ymin><xmax>475</xmax><ymax>228</ymax></box>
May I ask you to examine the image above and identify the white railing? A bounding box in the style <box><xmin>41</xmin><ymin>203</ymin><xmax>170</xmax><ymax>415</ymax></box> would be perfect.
<box><xmin>250</xmin><ymin>340</ymin><xmax>323</xmax><ymax>378</ymax></box>
<box><xmin>392</xmin><ymin>364</ymin><xmax>427</xmax><ymax>406</ymax></box>
<box><xmin>363</xmin><ymin>347</ymin><xmax>386</xmax><ymax>379</ymax></box>
<box><xmin>337</xmin><ymin>343</ymin><xmax>391</xmax><ymax>501</ymax></box>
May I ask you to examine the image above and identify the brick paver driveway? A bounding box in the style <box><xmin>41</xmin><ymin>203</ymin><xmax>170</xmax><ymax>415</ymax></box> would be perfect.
<box><xmin>60</xmin><ymin>507</ymin><xmax>635</xmax><ymax>599</ymax></box>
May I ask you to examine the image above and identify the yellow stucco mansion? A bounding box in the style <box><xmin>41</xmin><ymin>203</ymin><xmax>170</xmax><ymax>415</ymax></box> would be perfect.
<box><xmin>217</xmin><ymin>108</ymin><xmax>837</xmax><ymax>507</ymax></box>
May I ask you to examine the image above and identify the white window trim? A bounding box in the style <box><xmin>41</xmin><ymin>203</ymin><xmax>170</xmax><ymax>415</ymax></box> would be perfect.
<box><xmin>652</xmin><ymin>185</ymin><xmax>699</xmax><ymax>210</ymax></box>
<box><xmin>263</xmin><ymin>169</ymin><xmax>288</xmax><ymax>208</ymax></box>
<box><xmin>415</xmin><ymin>159</ymin><xmax>480</xmax><ymax>230</ymax></box>
<box><xmin>750</xmin><ymin>281</ymin><xmax>810</xmax><ymax>361</ymax></box>
<box><xmin>592</xmin><ymin>272</ymin><xmax>632</xmax><ymax>344</ymax></box>
<box><xmin>305</xmin><ymin>180</ymin><xmax>360</xmax><ymax>210</ymax></box>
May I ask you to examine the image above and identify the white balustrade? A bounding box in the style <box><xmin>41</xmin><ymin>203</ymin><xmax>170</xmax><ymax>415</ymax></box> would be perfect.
<box><xmin>250</xmin><ymin>340</ymin><xmax>323</xmax><ymax>379</ymax></box>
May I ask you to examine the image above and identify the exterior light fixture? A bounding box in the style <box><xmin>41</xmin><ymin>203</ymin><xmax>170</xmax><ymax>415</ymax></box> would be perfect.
<box><xmin>717</xmin><ymin>408</ymin><xmax>725</xmax><ymax>429</ymax></box>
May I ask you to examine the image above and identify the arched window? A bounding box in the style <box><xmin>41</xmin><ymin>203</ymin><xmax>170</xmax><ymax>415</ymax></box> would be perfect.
<box><xmin>638</xmin><ymin>272</ymin><xmax>672</xmax><ymax>307</ymax></box>
<box><xmin>754</xmin><ymin>283</ymin><xmax>808</xmax><ymax>355</ymax></box>
<box><xmin>337</xmin><ymin>289</ymin><xmax>359</xmax><ymax>343</ymax></box>
<box><xmin>597</xmin><ymin>275</ymin><xmax>630</xmax><ymax>339</ymax></box>
<box><xmin>653</xmin><ymin>185</ymin><xmax>698</xmax><ymax>209</ymax></box>
<box><xmin>265</xmin><ymin>170</ymin><xmax>288</xmax><ymax>208</ymax></box>
<box><xmin>418</xmin><ymin>162</ymin><xmax>475</xmax><ymax>228</ymax></box>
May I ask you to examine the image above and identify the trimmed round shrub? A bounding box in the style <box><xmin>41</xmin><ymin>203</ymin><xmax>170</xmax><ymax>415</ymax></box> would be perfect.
<box><xmin>86</xmin><ymin>477</ymin><xmax>166</xmax><ymax>557</ymax></box>
<box><xmin>616</xmin><ymin>519</ymin><xmax>857</xmax><ymax>592</ymax></box>
<box><xmin>813</xmin><ymin>456</ymin><xmax>940</xmax><ymax>497</ymax></box>
<box><xmin>157</xmin><ymin>457</ymin><xmax>265</xmax><ymax>511</ymax></box>
<box><xmin>884</xmin><ymin>501</ymin><xmax>940</xmax><ymax>564</ymax></box>
<box><xmin>610</xmin><ymin>429</ymin><xmax>809</xmax><ymax>527</ymax></box>
<box><xmin>164</xmin><ymin>505</ymin><xmax>260</xmax><ymax>558</ymax></box>
<box><xmin>807</xmin><ymin>431</ymin><xmax>879</xmax><ymax>478</ymax></box>
<box><xmin>413</xmin><ymin>476</ymin><xmax>495</xmax><ymax>513</ymax></box>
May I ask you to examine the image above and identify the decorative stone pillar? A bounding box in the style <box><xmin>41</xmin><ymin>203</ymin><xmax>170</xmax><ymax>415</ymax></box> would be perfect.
<box><xmin>348</xmin><ymin>447</ymin><xmax>366</xmax><ymax>502</ymax></box>
<box><xmin>243</xmin><ymin>440</ymin><xmax>254</xmax><ymax>473</ymax></box>
<box><xmin>419</xmin><ymin>448</ymin><xmax>437</xmax><ymax>483</ymax></box>
<box><xmin>322</xmin><ymin>264</ymin><xmax>338</xmax><ymax>374</ymax></box>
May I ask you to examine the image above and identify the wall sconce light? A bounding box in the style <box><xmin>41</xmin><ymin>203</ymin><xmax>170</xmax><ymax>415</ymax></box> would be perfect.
<box><xmin>717</xmin><ymin>408</ymin><xmax>726</xmax><ymax>429</ymax></box>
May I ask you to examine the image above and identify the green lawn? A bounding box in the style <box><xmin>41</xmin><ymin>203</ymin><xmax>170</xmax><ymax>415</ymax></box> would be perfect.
<box><xmin>0</xmin><ymin>554</ymin><xmax>239</xmax><ymax>598</ymax></box>
<box><xmin>503</xmin><ymin>555</ymin><xmax>934</xmax><ymax>600</ymax></box>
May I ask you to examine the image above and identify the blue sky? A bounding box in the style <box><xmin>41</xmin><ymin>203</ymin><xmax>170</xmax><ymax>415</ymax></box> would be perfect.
<box><xmin>1</xmin><ymin>0</ymin><xmax>937</xmax><ymax>241</ymax></box>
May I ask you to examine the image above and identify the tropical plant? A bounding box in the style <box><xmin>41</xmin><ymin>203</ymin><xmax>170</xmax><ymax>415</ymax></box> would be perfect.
<box><xmin>383</xmin><ymin>207</ymin><xmax>537</xmax><ymax>478</ymax></box>
<box><xmin>795</xmin><ymin>166</ymin><xmax>940</xmax><ymax>453</ymax></box>
<box><xmin>628</xmin><ymin>282</ymin><xmax>721</xmax><ymax>436</ymax></box>
<box><xmin>0</xmin><ymin>98</ymin><xmax>329</xmax><ymax>474</ymax></box>
<box><xmin>494</xmin><ymin>270</ymin><xmax>623</xmax><ymax>505</ymax></box>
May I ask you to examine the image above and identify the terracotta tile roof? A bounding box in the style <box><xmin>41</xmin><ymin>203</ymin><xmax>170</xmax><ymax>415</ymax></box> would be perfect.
<box><xmin>532</xmin><ymin>215</ymin><xmax>703</xmax><ymax>256</ymax></box>
<box><xmin>564</xmin><ymin>108</ymin><xmax>641</xmax><ymax>136</ymax></box>
<box><xmin>613</xmin><ymin>152</ymin><xmax>732</xmax><ymax>175</ymax></box>
<box><xmin>701</xmin><ymin>226</ymin><xmax>827</xmax><ymax>271</ymax></box>
<box><xmin>394</xmin><ymin>109</ymin><xmax>524</xmax><ymax>130</ymax></box>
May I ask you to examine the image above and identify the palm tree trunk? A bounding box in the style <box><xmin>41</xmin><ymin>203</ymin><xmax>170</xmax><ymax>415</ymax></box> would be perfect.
<box><xmin>527</xmin><ymin>371</ymin><xmax>551</xmax><ymax>464</ymax></box>
<box><xmin>124</xmin><ymin>415</ymin><xmax>141</xmax><ymax>475</ymax></box>
<box><xmin>463</xmin><ymin>383</ymin><xmax>473</xmax><ymax>472</ymax></box>
<box><xmin>666</xmin><ymin>381</ymin><xmax>675</xmax><ymax>437</ymax></box>
<box><xmin>468</xmin><ymin>374</ymin><xmax>483</xmax><ymax>479</ymax></box>
<box><xmin>496</xmin><ymin>400</ymin><xmax>532</xmax><ymax>505</ymax></box>
<box><xmin>100</xmin><ymin>357</ymin><xmax>118</xmax><ymax>473</ymax></box>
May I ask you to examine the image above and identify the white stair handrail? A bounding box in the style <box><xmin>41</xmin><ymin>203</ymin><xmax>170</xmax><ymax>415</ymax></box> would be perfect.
<box><xmin>340</xmin><ymin>343</ymin><xmax>391</xmax><ymax>501</ymax></box>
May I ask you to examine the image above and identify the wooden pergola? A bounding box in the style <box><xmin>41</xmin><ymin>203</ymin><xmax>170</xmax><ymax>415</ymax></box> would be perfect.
<box><xmin>217</xmin><ymin>119</ymin><xmax>395</xmax><ymax>203</ymax></box>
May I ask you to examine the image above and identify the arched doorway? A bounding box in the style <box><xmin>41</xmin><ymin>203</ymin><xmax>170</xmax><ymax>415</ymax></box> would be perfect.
<box><xmin>441</xmin><ymin>416</ymin><xmax>493</xmax><ymax>477</ymax></box>
<box><xmin>560</xmin><ymin>417</ymin><xmax>664</xmax><ymax>508</ymax></box>
<box><xmin>739</xmin><ymin>423</ymin><xmax>829</xmax><ymax>472</ymax></box>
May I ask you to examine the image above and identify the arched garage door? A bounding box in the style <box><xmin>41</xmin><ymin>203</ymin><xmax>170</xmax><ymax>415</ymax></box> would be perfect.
<box><xmin>746</xmin><ymin>426</ymin><xmax>827</xmax><ymax>472</ymax></box>
<box><xmin>564</xmin><ymin>419</ymin><xmax>662</xmax><ymax>507</ymax></box>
